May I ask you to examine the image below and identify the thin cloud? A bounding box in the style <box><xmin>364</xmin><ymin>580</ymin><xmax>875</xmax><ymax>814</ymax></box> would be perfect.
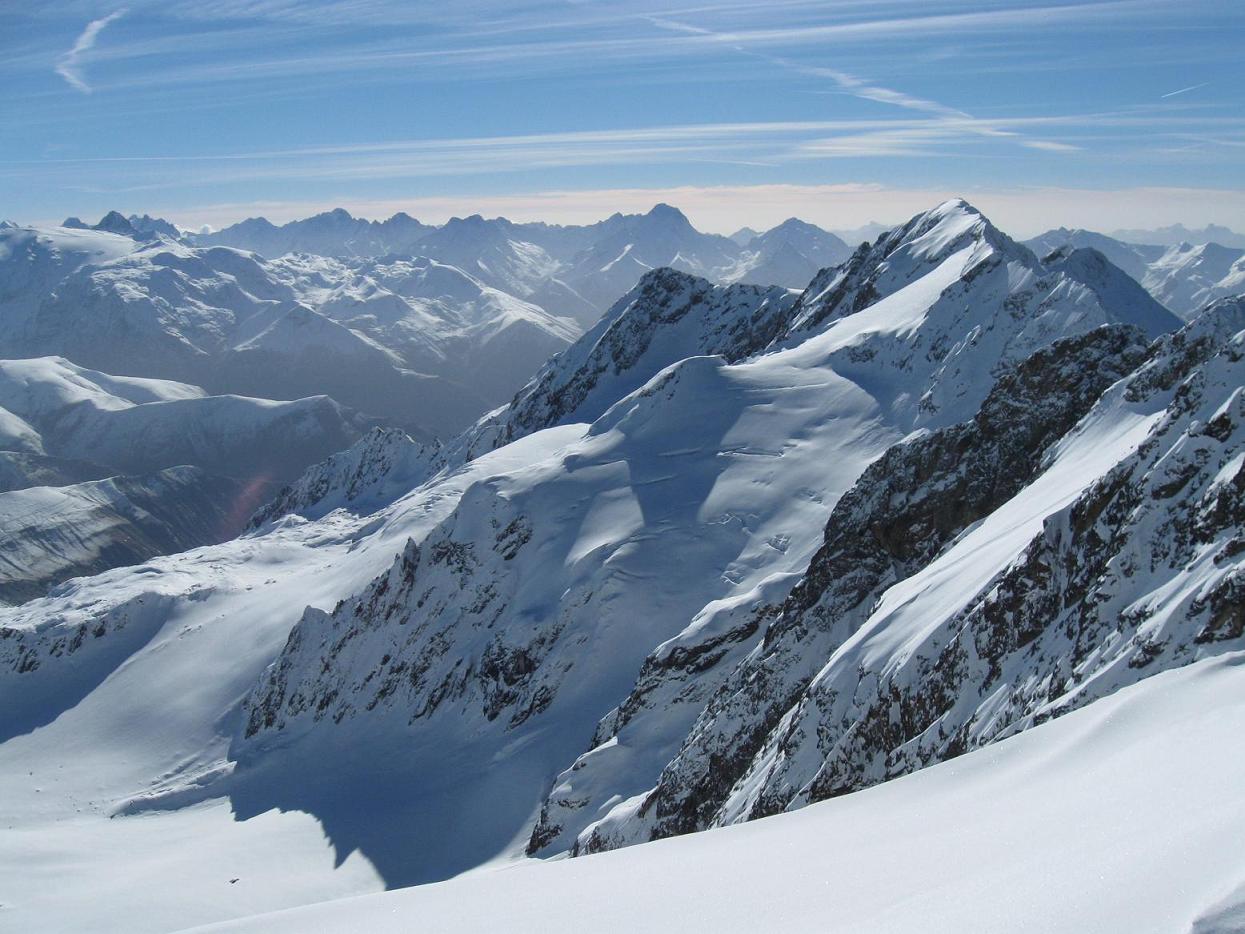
<box><xmin>55</xmin><ymin>9</ymin><xmax>127</xmax><ymax>93</ymax></box>
<box><xmin>1160</xmin><ymin>81</ymin><xmax>1210</xmax><ymax>99</ymax></box>
<box><xmin>25</xmin><ymin>0</ymin><xmax>1161</xmax><ymax>97</ymax></box>
<box><xmin>649</xmin><ymin>15</ymin><xmax>1031</xmax><ymax>154</ymax></box>
<box><xmin>1023</xmin><ymin>140</ymin><xmax>1082</xmax><ymax>152</ymax></box>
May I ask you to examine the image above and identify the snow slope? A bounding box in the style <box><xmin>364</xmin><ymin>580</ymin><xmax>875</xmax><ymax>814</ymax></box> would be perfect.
<box><xmin>0</xmin><ymin>426</ymin><xmax>581</xmax><ymax>933</ymax></box>
<box><xmin>186</xmin><ymin>650</ymin><xmax>1245</xmax><ymax>934</ymax></box>
<box><xmin>0</xmin><ymin>357</ymin><xmax>373</xmax><ymax>486</ymax></box>
<box><xmin>0</xmin><ymin>466</ymin><xmax>249</xmax><ymax>604</ymax></box>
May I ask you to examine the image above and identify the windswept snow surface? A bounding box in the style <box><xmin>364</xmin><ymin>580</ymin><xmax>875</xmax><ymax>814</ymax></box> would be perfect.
<box><xmin>186</xmin><ymin>652</ymin><xmax>1245</xmax><ymax>934</ymax></box>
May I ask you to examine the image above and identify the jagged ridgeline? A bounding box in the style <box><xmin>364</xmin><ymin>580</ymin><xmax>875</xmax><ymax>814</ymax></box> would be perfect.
<box><xmin>2</xmin><ymin>201</ymin><xmax>1241</xmax><ymax>926</ymax></box>
<box><xmin>230</xmin><ymin>201</ymin><xmax>1235</xmax><ymax>861</ymax></box>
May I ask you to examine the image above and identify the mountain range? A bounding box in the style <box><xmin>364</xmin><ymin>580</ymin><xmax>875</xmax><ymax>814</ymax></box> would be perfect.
<box><xmin>40</xmin><ymin>206</ymin><xmax>1244</xmax><ymax>336</ymax></box>
<box><xmin>1109</xmin><ymin>221</ymin><xmax>1245</xmax><ymax>249</ymax></box>
<box><xmin>193</xmin><ymin>203</ymin><xmax>844</xmax><ymax>327</ymax></box>
<box><xmin>3</xmin><ymin>197</ymin><xmax>1241</xmax><ymax>931</ymax></box>
<box><xmin>1027</xmin><ymin>227</ymin><xmax>1245</xmax><ymax>318</ymax></box>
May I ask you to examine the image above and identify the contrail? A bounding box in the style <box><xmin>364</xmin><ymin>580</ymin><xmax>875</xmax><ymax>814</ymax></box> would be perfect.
<box><xmin>56</xmin><ymin>9</ymin><xmax>127</xmax><ymax>93</ymax></box>
<box><xmin>1161</xmin><ymin>82</ymin><xmax>1210</xmax><ymax>99</ymax></box>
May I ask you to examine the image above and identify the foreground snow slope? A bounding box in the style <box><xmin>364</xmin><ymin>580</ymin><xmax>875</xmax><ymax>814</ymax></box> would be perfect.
<box><xmin>0</xmin><ymin>426</ymin><xmax>579</xmax><ymax>934</ymax></box>
<box><xmin>188</xmin><ymin>651</ymin><xmax>1245</xmax><ymax>934</ymax></box>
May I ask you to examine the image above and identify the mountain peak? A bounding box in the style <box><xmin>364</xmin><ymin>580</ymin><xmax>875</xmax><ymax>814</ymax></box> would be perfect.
<box><xmin>645</xmin><ymin>203</ymin><xmax>690</xmax><ymax>224</ymax></box>
<box><xmin>931</xmin><ymin>197</ymin><xmax>982</xmax><ymax>221</ymax></box>
<box><xmin>729</xmin><ymin>226</ymin><xmax>760</xmax><ymax>246</ymax></box>
<box><xmin>869</xmin><ymin>196</ymin><xmax>1008</xmax><ymax>266</ymax></box>
<box><xmin>94</xmin><ymin>210</ymin><xmax>136</xmax><ymax>236</ymax></box>
<box><xmin>772</xmin><ymin>217</ymin><xmax>816</xmax><ymax>232</ymax></box>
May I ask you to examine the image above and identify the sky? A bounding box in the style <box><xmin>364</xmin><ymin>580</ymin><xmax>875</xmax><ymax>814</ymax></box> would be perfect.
<box><xmin>1</xmin><ymin>0</ymin><xmax>1242</xmax><ymax>236</ymax></box>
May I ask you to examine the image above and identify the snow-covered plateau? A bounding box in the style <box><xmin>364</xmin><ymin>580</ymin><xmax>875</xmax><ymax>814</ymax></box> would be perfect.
<box><xmin>0</xmin><ymin>199</ymin><xmax>1241</xmax><ymax>933</ymax></box>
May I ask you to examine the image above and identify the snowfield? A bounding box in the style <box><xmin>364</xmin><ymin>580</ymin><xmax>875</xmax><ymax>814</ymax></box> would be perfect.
<box><xmin>186</xmin><ymin>651</ymin><xmax>1245</xmax><ymax>934</ymax></box>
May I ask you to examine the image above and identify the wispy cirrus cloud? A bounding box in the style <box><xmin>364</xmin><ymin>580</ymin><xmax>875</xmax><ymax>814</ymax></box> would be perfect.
<box><xmin>21</xmin><ymin>0</ymin><xmax>1164</xmax><ymax>97</ymax></box>
<box><xmin>55</xmin><ymin>8</ymin><xmax>127</xmax><ymax>93</ymax></box>
<box><xmin>7</xmin><ymin>0</ymin><xmax>1239</xmax><ymax>229</ymax></box>
<box><xmin>3</xmin><ymin>111</ymin><xmax>1231</xmax><ymax>197</ymax></box>
<box><xmin>648</xmin><ymin>15</ymin><xmax>1090</xmax><ymax>156</ymax></box>
<box><xmin>1023</xmin><ymin>140</ymin><xmax>1083</xmax><ymax>152</ymax></box>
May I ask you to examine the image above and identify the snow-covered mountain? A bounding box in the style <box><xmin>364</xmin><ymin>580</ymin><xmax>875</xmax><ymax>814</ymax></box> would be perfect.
<box><xmin>198</xmin><ymin>209</ymin><xmax>433</xmax><ymax>258</ymax></box>
<box><xmin>555</xmin><ymin>204</ymin><xmax>741</xmax><ymax>314</ymax></box>
<box><xmin>248</xmin><ymin>427</ymin><xmax>440</xmax><ymax>527</ymax></box>
<box><xmin>1026</xmin><ymin>226</ymin><xmax>1165</xmax><ymax>281</ymax></box>
<box><xmin>726</xmin><ymin>217</ymin><xmax>852</xmax><ymax>289</ymax></box>
<box><xmin>582</xmin><ymin>296</ymin><xmax>1245</xmax><ymax>853</ymax></box>
<box><xmin>127</xmin><ymin>214</ymin><xmax>183</xmax><ymax>240</ymax></box>
<box><xmin>0</xmin><ymin>356</ymin><xmax>377</xmax><ymax>598</ymax></box>
<box><xmin>1028</xmin><ymin>227</ymin><xmax>1245</xmax><ymax>319</ymax></box>
<box><xmin>402</xmin><ymin>214</ymin><xmax>562</xmax><ymax>299</ymax></box>
<box><xmin>0</xmin><ymin>356</ymin><xmax>371</xmax><ymax>487</ymax></box>
<box><xmin>0</xmin><ymin>225</ymin><xmax>579</xmax><ymax>435</ymax></box>
<box><xmin>196</xmin><ymin>205</ymin><xmax>848</xmax><ymax>328</ymax></box>
<box><xmin>234</xmin><ymin>203</ymin><xmax>1197</xmax><ymax>876</ymax></box>
<box><xmin>1142</xmin><ymin>241</ymin><xmax>1245</xmax><ymax>316</ymax></box>
<box><xmin>269</xmin><ymin>253</ymin><xmax>581</xmax><ymax>409</ymax></box>
<box><xmin>831</xmin><ymin>220</ymin><xmax>891</xmax><ymax>245</ymax></box>
<box><xmin>0</xmin><ymin>198</ymin><xmax>1238</xmax><ymax>934</ymax></box>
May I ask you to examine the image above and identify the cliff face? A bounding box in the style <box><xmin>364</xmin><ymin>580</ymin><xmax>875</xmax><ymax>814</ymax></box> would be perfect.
<box><xmin>574</xmin><ymin>299</ymin><xmax>1245</xmax><ymax>852</ymax></box>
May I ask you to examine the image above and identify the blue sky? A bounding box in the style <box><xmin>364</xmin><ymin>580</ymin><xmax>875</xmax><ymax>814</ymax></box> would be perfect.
<box><xmin>2</xmin><ymin>0</ymin><xmax>1242</xmax><ymax>234</ymax></box>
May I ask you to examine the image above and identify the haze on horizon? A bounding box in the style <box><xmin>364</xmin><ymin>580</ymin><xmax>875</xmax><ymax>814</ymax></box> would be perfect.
<box><xmin>2</xmin><ymin>0</ymin><xmax>1242</xmax><ymax>236</ymax></box>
